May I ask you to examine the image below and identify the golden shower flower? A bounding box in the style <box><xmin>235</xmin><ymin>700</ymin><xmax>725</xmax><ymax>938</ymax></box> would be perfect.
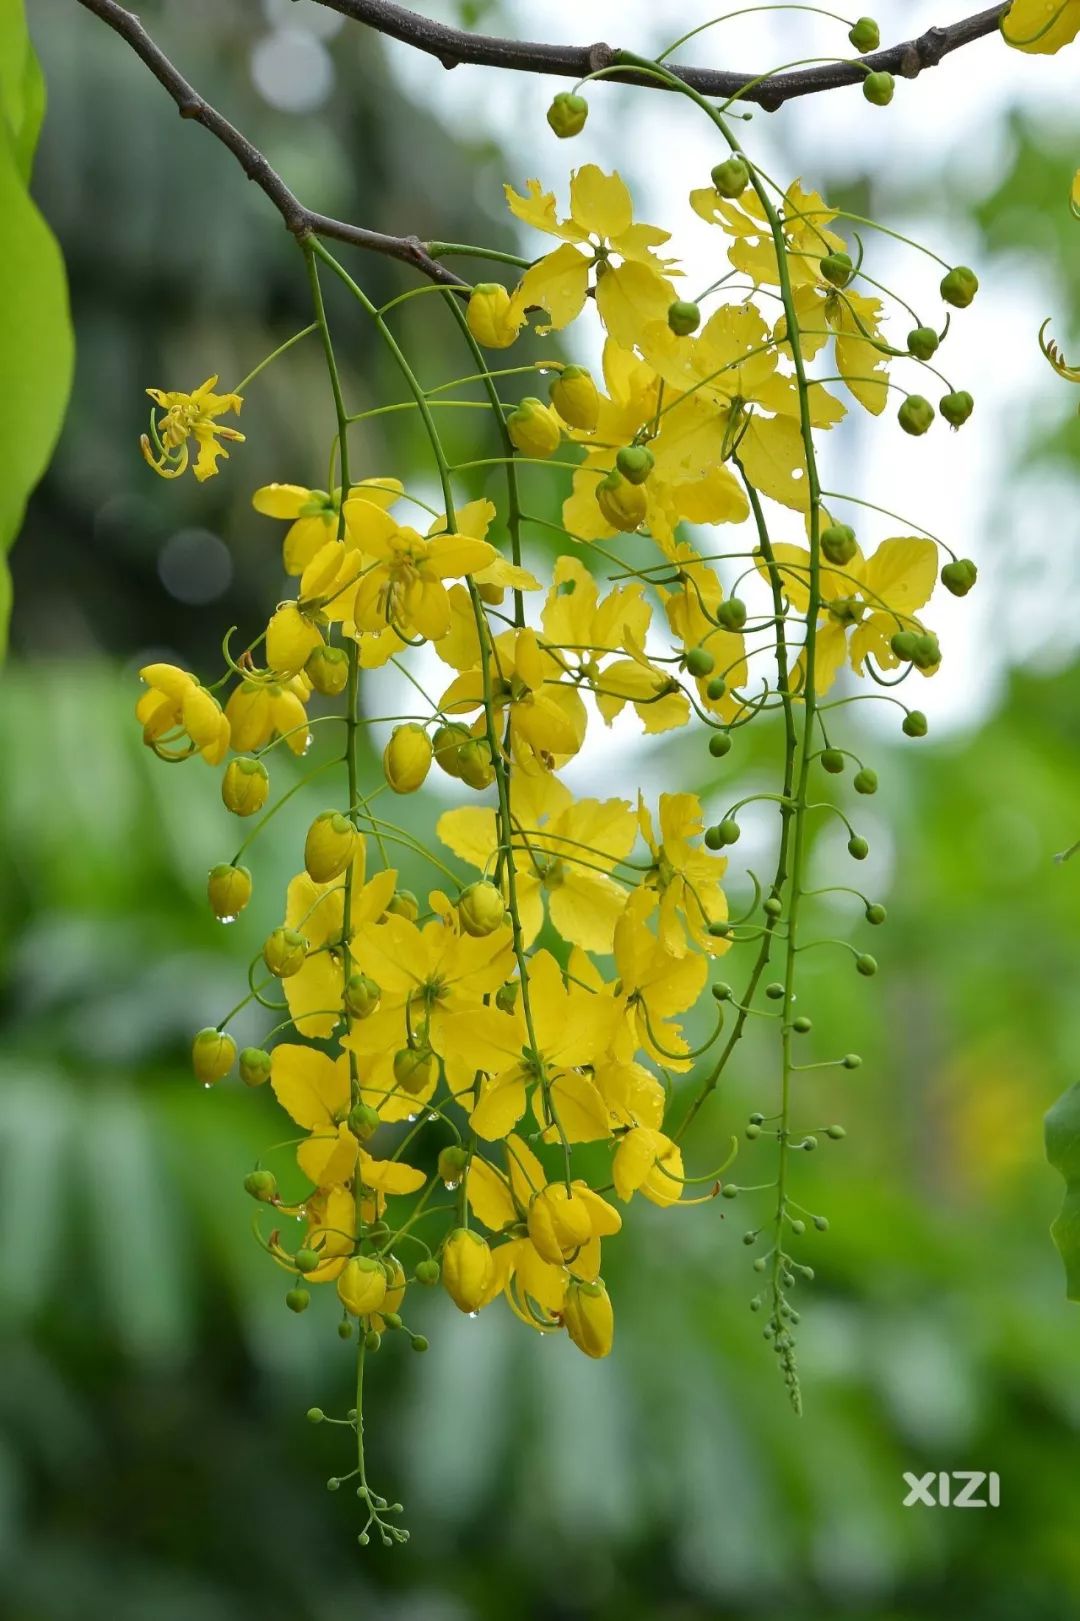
<box><xmin>252</xmin><ymin>478</ymin><xmax>403</xmax><ymax>574</ymax></box>
<box><xmin>638</xmin><ymin>793</ymin><xmax>729</xmax><ymax>955</ymax></box>
<box><xmin>225</xmin><ymin>675</ymin><xmax>312</xmax><ymax>757</ymax></box>
<box><xmin>141</xmin><ymin>376</ymin><xmax>244</xmax><ymax>481</ymax></box>
<box><xmin>136</xmin><ymin>663</ymin><xmax>230</xmax><ymax>764</ymax></box>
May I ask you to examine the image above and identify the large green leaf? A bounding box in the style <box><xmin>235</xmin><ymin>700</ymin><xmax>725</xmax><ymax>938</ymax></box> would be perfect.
<box><xmin>1045</xmin><ymin>1081</ymin><xmax>1080</xmax><ymax>1300</ymax></box>
<box><xmin>0</xmin><ymin>0</ymin><xmax>72</xmax><ymax>656</ymax></box>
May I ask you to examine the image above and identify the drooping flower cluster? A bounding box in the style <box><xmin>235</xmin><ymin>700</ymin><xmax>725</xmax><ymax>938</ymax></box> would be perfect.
<box><xmin>134</xmin><ymin>65</ymin><xmax>980</xmax><ymax>1541</ymax></box>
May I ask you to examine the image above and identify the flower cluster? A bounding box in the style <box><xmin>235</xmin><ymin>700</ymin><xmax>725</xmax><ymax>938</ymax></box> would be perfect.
<box><xmin>134</xmin><ymin>55</ymin><xmax>981</xmax><ymax>1541</ymax></box>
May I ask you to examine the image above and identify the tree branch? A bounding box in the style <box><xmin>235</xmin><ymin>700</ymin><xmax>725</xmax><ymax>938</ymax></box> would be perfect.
<box><xmin>72</xmin><ymin>0</ymin><xmax>466</xmax><ymax>286</ymax></box>
<box><xmin>308</xmin><ymin>0</ymin><xmax>1010</xmax><ymax>111</ymax></box>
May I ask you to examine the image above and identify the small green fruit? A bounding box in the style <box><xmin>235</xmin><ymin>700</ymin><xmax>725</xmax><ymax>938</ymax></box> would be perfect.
<box><xmin>862</xmin><ymin>70</ymin><xmax>894</xmax><ymax>106</ymax></box>
<box><xmin>848</xmin><ymin>16</ymin><xmax>880</xmax><ymax>50</ymax></box>
<box><xmin>941</xmin><ymin>558</ymin><xmax>977</xmax><ymax>597</ymax></box>
<box><xmin>907</xmin><ymin>325</ymin><xmax>939</xmax><ymax>361</ymax></box>
<box><xmin>667</xmin><ymin>299</ymin><xmax>701</xmax><ymax>336</ymax></box>
<box><xmin>711</xmin><ymin>157</ymin><xmax>749</xmax><ymax>197</ymax></box>
<box><xmin>940</xmin><ymin>390</ymin><xmax>974</xmax><ymax>428</ymax></box>
<box><xmin>708</xmin><ymin>732</ymin><xmax>732</xmax><ymax>758</ymax></box>
<box><xmin>898</xmin><ymin>395</ymin><xmax>934</xmax><ymax>436</ymax></box>
<box><xmin>546</xmin><ymin>92</ymin><xmax>588</xmax><ymax>139</ymax></box>
<box><xmin>821</xmin><ymin>522</ymin><xmax>857</xmax><ymax>566</ymax></box>
<box><xmin>940</xmin><ymin>265</ymin><xmax>978</xmax><ymax>308</ymax></box>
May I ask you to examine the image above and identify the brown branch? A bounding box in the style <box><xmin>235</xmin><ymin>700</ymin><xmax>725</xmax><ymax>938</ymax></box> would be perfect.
<box><xmin>309</xmin><ymin>0</ymin><xmax>1010</xmax><ymax>110</ymax></box>
<box><xmin>73</xmin><ymin>0</ymin><xmax>466</xmax><ymax>286</ymax></box>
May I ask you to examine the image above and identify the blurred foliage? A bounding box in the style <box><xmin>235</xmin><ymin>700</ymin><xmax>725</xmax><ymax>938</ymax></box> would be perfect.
<box><xmin>5</xmin><ymin>2</ymin><xmax>1080</xmax><ymax>1617</ymax></box>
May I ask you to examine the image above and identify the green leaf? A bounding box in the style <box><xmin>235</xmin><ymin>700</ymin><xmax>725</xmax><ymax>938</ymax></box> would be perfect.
<box><xmin>0</xmin><ymin>0</ymin><xmax>73</xmax><ymax>657</ymax></box>
<box><xmin>1045</xmin><ymin>1081</ymin><xmax>1080</xmax><ymax>1300</ymax></box>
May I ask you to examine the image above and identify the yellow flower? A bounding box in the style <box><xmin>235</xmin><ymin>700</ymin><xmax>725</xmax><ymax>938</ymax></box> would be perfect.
<box><xmin>281</xmin><ymin>859</ymin><xmax>398</xmax><ymax>1040</ymax></box>
<box><xmin>765</xmin><ymin>535</ymin><xmax>938</xmax><ymax>693</ymax></box>
<box><xmin>657</xmin><ymin>545</ymin><xmax>748</xmax><ymax>723</ymax></box>
<box><xmin>612</xmin><ymin>1125</ymin><xmax>686</xmax><ymax>1207</ymax></box>
<box><xmin>225</xmin><ymin>675</ymin><xmax>312</xmax><ymax>757</ymax></box>
<box><xmin>141</xmin><ymin>376</ymin><xmax>244</xmax><ymax>481</ymax></box>
<box><xmin>440</xmin><ymin>625</ymin><xmax>587</xmax><ymax>773</ymax></box>
<box><xmin>344</xmin><ymin>497</ymin><xmax>495</xmax><ymax>644</ymax></box>
<box><xmin>1002</xmin><ymin>0</ymin><xmax>1080</xmax><ymax>52</ymax></box>
<box><xmin>638</xmin><ymin>793</ymin><xmax>729</xmax><ymax>955</ymax></box>
<box><xmin>265</xmin><ymin>602</ymin><xmax>325</xmax><ymax>676</ymax></box>
<box><xmin>135</xmin><ymin>663</ymin><xmax>230</xmax><ymax>764</ymax></box>
<box><xmin>561</xmin><ymin>1278</ymin><xmax>614</xmax><ymax>1358</ymax></box>
<box><xmin>252</xmin><ymin>478</ymin><xmax>403</xmax><ymax>574</ymax></box>
<box><xmin>506</xmin><ymin>166</ymin><xmax>678</xmax><ymax>349</ymax></box>
<box><xmin>610</xmin><ymin>888</ymin><xmax>708</xmax><ymax>1068</ymax></box>
<box><xmin>295</xmin><ymin>1186</ymin><xmax>356</xmax><ymax>1282</ymax></box>
<box><xmin>438</xmin><ymin>770</ymin><xmax>636</xmax><ymax>953</ymax></box>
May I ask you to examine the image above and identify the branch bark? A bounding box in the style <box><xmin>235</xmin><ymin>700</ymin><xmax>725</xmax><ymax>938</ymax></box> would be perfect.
<box><xmin>309</xmin><ymin>0</ymin><xmax>1010</xmax><ymax>111</ymax></box>
<box><xmin>73</xmin><ymin>0</ymin><xmax>466</xmax><ymax>286</ymax></box>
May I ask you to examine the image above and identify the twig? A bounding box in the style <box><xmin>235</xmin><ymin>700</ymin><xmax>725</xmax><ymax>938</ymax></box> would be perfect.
<box><xmin>72</xmin><ymin>0</ymin><xmax>466</xmax><ymax>286</ymax></box>
<box><xmin>309</xmin><ymin>0</ymin><xmax>1009</xmax><ymax>112</ymax></box>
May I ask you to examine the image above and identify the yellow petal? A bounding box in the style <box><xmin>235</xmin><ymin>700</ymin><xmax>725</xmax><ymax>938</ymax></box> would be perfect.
<box><xmin>270</xmin><ymin>1044</ymin><xmax>348</xmax><ymax>1130</ymax></box>
<box><xmin>467</xmin><ymin>1158</ymin><xmax>518</xmax><ymax>1231</ymax></box>
<box><xmin>569</xmin><ymin>165</ymin><xmax>633</xmax><ymax>240</ymax></box>
<box><xmin>514</xmin><ymin>243</ymin><xmax>590</xmax><ymax>333</ymax></box>
<box><xmin>1002</xmin><ymin>0</ymin><xmax>1080</xmax><ymax>53</ymax></box>
<box><xmin>470</xmin><ymin>1068</ymin><xmax>528</xmax><ymax>1140</ymax></box>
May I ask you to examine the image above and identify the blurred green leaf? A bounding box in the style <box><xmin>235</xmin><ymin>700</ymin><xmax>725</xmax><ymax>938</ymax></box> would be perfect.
<box><xmin>1046</xmin><ymin>1082</ymin><xmax>1080</xmax><ymax>1301</ymax></box>
<box><xmin>0</xmin><ymin>0</ymin><xmax>72</xmax><ymax>656</ymax></box>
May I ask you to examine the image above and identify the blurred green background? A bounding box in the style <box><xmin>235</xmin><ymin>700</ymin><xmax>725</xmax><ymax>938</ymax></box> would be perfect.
<box><xmin>6</xmin><ymin>3</ymin><xmax>1080</xmax><ymax>1617</ymax></box>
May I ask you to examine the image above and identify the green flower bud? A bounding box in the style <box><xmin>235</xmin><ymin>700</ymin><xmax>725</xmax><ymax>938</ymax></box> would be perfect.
<box><xmin>848</xmin><ymin>15</ymin><xmax>880</xmax><ymax>50</ymax></box>
<box><xmin>616</xmin><ymin>445</ymin><xmax>655</xmax><ymax>485</ymax></box>
<box><xmin>763</xmin><ymin>896</ymin><xmax>783</xmax><ymax>917</ymax></box>
<box><xmin>711</xmin><ymin>157</ymin><xmax>749</xmax><ymax>197</ymax></box>
<box><xmin>853</xmin><ymin>768</ymin><xmax>878</xmax><ymax>795</ymax></box>
<box><xmin>821</xmin><ymin>748</ymin><xmax>845</xmax><ymax>774</ymax></box>
<box><xmin>546</xmin><ymin>91</ymin><xmax>589</xmax><ymax>138</ymax></box>
<box><xmin>667</xmin><ymin>299</ymin><xmax>702</xmax><ymax>336</ymax></box>
<box><xmin>386</xmin><ymin>889</ymin><xmax>419</xmax><ymax>920</ymax></box>
<box><xmin>910</xmin><ymin>632</ymin><xmax>941</xmax><ymax>671</ymax></box>
<box><xmin>364</xmin><ymin>1330</ymin><xmax>382</xmax><ymax>1352</ymax></box>
<box><xmin>411</xmin><ymin>1334</ymin><xmax>429</xmax><ymax>1352</ymax></box>
<box><xmin>903</xmin><ymin>709</ymin><xmax>928</xmax><ymax>737</ymax></box>
<box><xmin>244</xmin><ymin>1168</ymin><xmax>277</xmax><ymax>1202</ymax></box>
<box><xmin>942</xmin><ymin>558</ymin><xmax>977</xmax><ymax>599</ymax></box>
<box><xmin>192</xmin><ymin>1027</ymin><xmax>236</xmax><ymax>1085</ymax></box>
<box><xmin>438</xmin><ymin>1145</ymin><xmax>469</xmax><ymax>1184</ymax></box>
<box><xmin>221</xmin><ymin>756</ymin><xmax>269</xmax><ymax>817</ymax></box>
<box><xmin>821</xmin><ymin>522</ymin><xmax>857</xmax><ymax>566</ymax></box>
<box><xmin>765</xmin><ymin>982</ymin><xmax>785</xmax><ymax>1000</ymax></box>
<box><xmin>338</xmin><ymin>1319</ymin><xmax>354</xmax><ymax>1339</ymax></box>
<box><xmin>306</xmin><ymin>1407</ymin><xmax>325</xmax><ymax>1423</ymax></box>
<box><xmin>820</xmin><ymin>251</ymin><xmax>854</xmax><ymax>288</ymax></box>
<box><xmin>848</xmin><ymin>834</ymin><xmax>869</xmax><ymax>861</ymax></box>
<box><xmin>304</xmin><ymin>643</ymin><xmax>350</xmax><ymax>697</ymax></box>
<box><xmin>940</xmin><ymin>265</ymin><xmax>978</xmax><ymax>308</ymax></box>
<box><xmin>866</xmin><ymin>902</ymin><xmax>887</xmax><ymax>925</ymax></box>
<box><xmin>855</xmin><ymin>953</ymin><xmax>878</xmax><ymax>977</ymax></box>
<box><xmin>263</xmin><ymin>925</ymin><xmax>308</xmax><ymax>978</ymax></box>
<box><xmin>458</xmin><ymin>879</ymin><xmax>508</xmax><ymax>937</ymax></box>
<box><xmin>708</xmin><ymin>731</ymin><xmax>732</xmax><ymax>758</ymax></box>
<box><xmin>348</xmin><ymin>1101</ymin><xmax>381</xmax><ymax>1141</ymax></box>
<box><xmin>721</xmin><ymin>1183</ymin><xmax>739</xmax><ymax>1199</ymax></box>
<box><xmin>793</xmin><ymin>1015</ymin><xmax>812</xmax><ymax>1033</ymax></box>
<box><xmin>708</xmin><ymin>919</ymin><xmax>732</xmax><ymax>939</ymax></box>
<box><xmin>207</xmin><ymin>862</ymin><xmax>252</xmax><ymax>920</ymax></box>
<box><xmin>294</xmin><ymin>1248</ymin><xmax>321</xmax><ymax>1274</ymax></box>
<box><xmin>842</xmin><ymin>1053</ymin><xmax>862</xmax><ymax>1070</ymax></box>
<box><xmin>380</xmin><ymin>1311</ymin><xmax>403</xmax><ymax>1331</ymax></box>
<box><xmin>495</xmin><ymin>980</ymin><xmax>519</xmax><ymax>1014</ymax></box>
<box><xmin>285</xmin><ymin>1288</ymin><xmax>310</xmax><ymax>1313</ymax></box>
<box><xmin>713</xmin><ymin>982</ymin><xmax>733</xmax><ymax>1001</ymax></box>
<box><xmin>716</xmin><ymin>597</ymin><xmax>747</xmax><ymax>631</ymax></box>
<box><xmin>907</xmin><ymin>325</ymin><xmax>940</xmax><ymax>361</ymax></box>
<box><xmin>719</xmin><ymin>818</ymin><xmax>741</xmax><ymax>845</ymax></box>
<box><xmin>684</xmin><ymin>646</ymin><xmax>715</xmax><ymax>677</ymax></box>
<box><xmin>746</xmin><ymin>1123</ymin><xmax>761</xmax><ymax>1140</ymax></box>
<box><xmin>344</xmin><ymin>972</ymin><xmax>381</xmax><ymax>1019</ymax></box>
<box><xmin>890</xmin><ymin>630</ymin><xmax>918</xmax><ymax>662</ymax></box>
<box><xmin>706</xmin><ymin>675</ymin><xmax>727</xmax><ymax>701</ymax></box>
<box><xmin>239</xmin><ymin>1046</ymin><xmax>272</xmax><ymax>1087</ymax></box>
<box><xmin>940</xmin><ymin>390</ymin><xmax>974</xmax><ymax>428</ymax></box>
<box><xmin>549</xmin><ymin>365</ymin><xmax>600</xmax><ymax>432</ymax></box>
<box><xmin>414</xmin><ymin>1258</ymin><xmax>440</xmax><ymax>1285</ymax></box>
<box><xmin>862</xmin><ymin>70</ymin><xmax>894</xmax><ymax>106</ymax></box>
<box><xmin>393</xmin><ymin>1047</ymin><xmax>434</xmax><ymax>1095</ymax></box>
<box><xmin>898</xmin><ymin>394</ymin><xmax>934</xmax><ymax>436</ymax></box>
<box><xmin>826</xmin><ymin>1123</ymin><xmax>847</xmax><ymax>1140</ymax></box>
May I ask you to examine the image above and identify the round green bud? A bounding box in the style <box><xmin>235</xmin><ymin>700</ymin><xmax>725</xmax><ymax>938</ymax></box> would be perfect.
<box><xmin>790</xmin><ymin>1218</ymin><xmax>806</xmax><ymax>1236</ymax></box>
<box><xmin>842</xmin><ymin>1053</ymin><xmax>862</xmax><ymax>1070</ymax></box>
<box><xmin>616</xmin><ymin>445</ymin><xmax>655</xmax><ymax>485</ymax></box>
<box><xmin>337</xmin><ymin>1319</ymin><xmax>353</xmax><ymax>1339</ymax></box>
<box><xmin>745</xmin><ymin>1123</ymin><xmax>761</xmax><ymax>1140</ymax></box>
<box><xmin>848</xmin><ymin>834</ymin><xmax>869</xmax><ymax>861</ymax></box>
<box><xmin>386</xmin><ymin>889</ymin><xmax>420</xmax><ymax>921</ymax></box>
<box><xmin>546</xmin><ymin>91</ymin><xmax>588</xmax><ymax>138</ymax></box>
<box><xmin>862</xmin><ymin>70</ymin><xmax>894</xmax><ymax>106</ymax></box>
<box><xmin>243</xmin><ymin>1168</ymin><xmax>277</xmax><ymax>1203</ymax></box>
<box><xmin>848</xmin><ymin>15</ymin><xmax>880</xmax><ymax>50</ymax></box>
<box><xmin>743</xmin><ymin>1232</ymin><xmax>758</xmax><ymax>1246</ymax></box>
<box><xmin>494</xmin><ymin>981</ymin><xmax>519</xmax><ymax>1014</ymax></box>
<box><xmin>685</xmin><ymin>646</ymin><xmax>715</xmax><ymax>677</ymax></box>
<box><xmin>364</xmin><ymin>1330</ymin><xmax>381</xmax><ymax>1352</ymax></box>
<box><xmin>393</xmin><ymin>1046</ymin><xmax>433</xmax><ymax>1095</ymax></box>
<box><xmin>239</xmin><ymin>1046</ymin><xmax>272</xmax><ymax>1088</ymax></box>
<box><xmin>753</xmin><ymin>1257</ymin><xmax>768</xmax><ymax>1273</ymax></box>
<box><xmin>793</xmin><ymin>1015</ymin><xmax>812</xmax><ymax>1033</ymax></box>
<box><xmin>890</xmin><ymin>630</ymin><xmax>918</xmax><ymax>662</ymax></box>
<box><xmin>344</xmin><ymin>972</ymin><xmax>381</xmax><ymax>1019</ymax></box>
<box><xmin>826</xmin><ymin>1124</ymin><xmax>847</xmax><ymax>1140</ymax></box>
<box><xmin>381</xmin><ymin>1312</ymin><xmax>403</xmax><ymax>1331</ymax></box>
<box><xmin>940</xmin><ymin>265</ymin><xmax>978</xmax><ymax>308</ymax></box>
<box><xmin>911</xmin><ymin>633</ymin><xmax>941</xmax><ymax>671</ymax></box>
<box><xmin>414</xmin><ymin>1259</ymin><xmax>440</xmax><ymax>1286</ymax></box>
<box><xmin>411</xmin><ymin>1334</ymin><xmax>429</xmax><ymax>1352</ymax></box>
<box><xmin>711</xmin><ymin>156</ymin><xmax>749</xmax><ymax>197</ymax></box>
<box><xmin>721</xmin><ymin>1183</ymin><xmax>739</xmax><ymax>1199</ymax></box>
<box><xmin>907</xmin><ymin>325</ymin><xmax>940</xmax><ymax>361</ymax></box>
<box><xmin>821</xmin><ymin>522</ymin><xmax>857</xmax><ymax>566</ymax></box>
<box><xmin>898</xmin><ymin>394</ymin><xmax>934</xmax><ymax>436</ymax></box>
<box><xmin>708</xmin><ymin>919</ymin><xmax>732</xmax><ymax>939</ymax></box>
<box><xmin>866</xmin><ymin>902</ymin><xmax>887</xmax><ymax>925</ymax></box>
<box><xmin>713</xmin><ymin>982</ymin><xmax>733</xmax><ymax>1001</ymax></box>
<box><xmin>294</xmin><ymin>1248</ymin><xmax>320</xmax><ymax>1274</ymax></box>
<box><xmin>853</xmin><ymin>768</ymin><xmax>878</xmax><ymax>795</ymax></box>
<box><xmin>903</xmin><ymin>709</ymin><xmax>928</xmax><ymax>738</ymax></box>
<box><xmin>820</xmin><ymin>251</ymin><xmax>854</xmax><ymax>288</ymax></box>
<box><xmin>706</xmin><ymin>675</ymin><xmax>727</xmax><ymax>701</ymax></box>
<box><xmin>438</xmin><ymin>1144</ymin><xmax>469</xmax><ymax>1184</ymax></box>
<box><xmin>716</xmin><ymin>597</ymin><xmax>747</xmax><ymax>631</ymax></box>
<box><xmin>940</xmin><ymin>390</ymin><xmax>974</xmax><ymax>428</ymax></box>
<box><xmin>821</xmin><ymin>747</ymin><xmax>845</xmax><ymax>774</ymax></box>
<box><xmin>667</xmin><ymin>299</ymin><xmax>701</xmax><ymax>336</ymax></box>
<box><xmin>765</xmin><ymin>982</ymin><xmax>785</xmax><ymax>1001</ymax></box>
<box><xmin>941</xmin><ymin>558</ymin><xmax>977</xmax><ymax>597</ymax></box>
<box><xmin>813</xmin><ymin>1214</ymin><xmax>830</xmax><ymax>1231</ymax></box>
<box><xmin>802</xmin><ymin>1136</ymin><xmax>819</xmax><ymax>1152</ymax></box>
<box><xmin>704</xmin><ymin>824</ymin><xmax>724</xmax><ymax>851</ymax></box>
<box><xmin>855</xmin><ymin>953</ymin><xmax>878</xmax><ymax>977</ymax></box>
<box><xmin>718</xmin><ymin>818</ymin><xmax>741</xmax><ymax>846</ymax></box>
<box><xmin>306</xmin><ymin>1407</ymin><xmax>325</xmax><ymax>1424</ymax></box>
<box><xmin>749</xmin><ymin>1112</ymin><xmax>764</xmax><ymax>1125</ymax></box>
<box><xmin>192</xmin><ymin>1027</ymin><xmax>236</xmax><ymax>1086</ymax></box>
<box><xmin>763</xmin><ymin>896</ymin><xmax>783</xmax><ymax>917</ymax></box>
<box><xmin>347</xmin><ymin>1101</ymin><xmax>381</xmax><ymax>1141</ymax></box>
<box><xmin>708</xmin><ymin>731</ymin><xmax>732</xmax><ymax>759</ymax></box>
<box><xmin>285</xmin><ymin>1288</ymin><xmax>310</xmax><ymax>1313</ymax></box>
